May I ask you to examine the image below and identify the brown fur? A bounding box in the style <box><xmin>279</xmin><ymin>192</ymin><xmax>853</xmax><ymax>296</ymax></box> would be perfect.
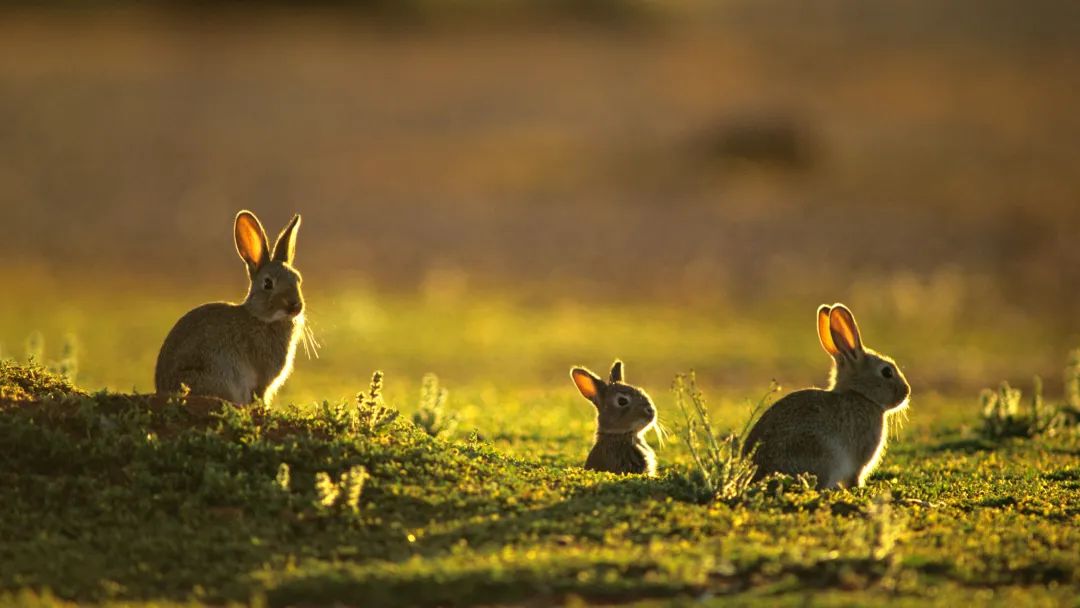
<box><xmin>155</xmin><ymin>210</ymin><xmax>305</xmax><ymax>405</ymax></box>
<box><xmin>743</xmin><ymin>304</ymin><xmax>910</xmax><ymax>489</ymax></box>
<box><xmin>586</xmin><ymin>431</ymin><xmax>656</xmax><ymax>476</ymax></box>
<box><xmin>572</xmin><ymin>360</ymin><xmax>658</xmax><ymax>476</ymax></box>
<box><xmin>155</xmin><ymin>304</ymin><xmax>301</xmax><ymax>404</ymax></box>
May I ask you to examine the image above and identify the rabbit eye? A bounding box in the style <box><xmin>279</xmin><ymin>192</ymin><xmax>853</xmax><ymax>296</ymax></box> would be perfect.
<box><xmin>263</xmin><ymin>277</ymin><xmax>274</xmax><ymax>291</ymax></box>
<box><xmin>881</xmin><ymin>365</ymin><xmax>894</xmax><ymax>379</ymax></box>
<box><xmin>616</xmin><ymin>396</ymin><xmax>630</xmax><ymax>407</ymax></box>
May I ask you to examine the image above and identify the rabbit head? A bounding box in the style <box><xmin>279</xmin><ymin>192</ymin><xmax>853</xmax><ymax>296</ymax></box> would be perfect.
<box><xmin>817</xmin><ymin>303</ymin><xmax>910</xmax><ymax>411</ymax></box>
<box><xmin>571</xmin><ymin>360</ymin><xmax>657</xmax><ymax>434</ymax></box>
<box><xmin>234</xmin><ymin>210</ymin><xmax>305</xmax><ymax>323</ymax></box>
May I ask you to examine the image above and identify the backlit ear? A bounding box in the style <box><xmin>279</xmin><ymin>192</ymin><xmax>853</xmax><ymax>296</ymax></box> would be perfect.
<box><xmin>234</xmin><ymin>211</ymin><xmax>269</xmax><ymax>274</ymax></box>
<box><xmin>829</xmin><ymin>304</ymin><xmax>863</xmax><ymax>357</ymax></box>
<box><xmin>817</xmin><ymin>305</ymin><xmax>840</xmax><ymax>357</ymax></box>
<box><xmin>609</xmin><ymin>359</ymin><xmax>624</xmax><ymax>383</ymax></box>
<box><xmin>571</xmin><ymin>367</ymin><xmax>605</xmax><ymax>402</ymax></box>
<box><xmin>272</xmin><ymin>214</ymin><xmax>301</xmax><ymax>264</ymax></box>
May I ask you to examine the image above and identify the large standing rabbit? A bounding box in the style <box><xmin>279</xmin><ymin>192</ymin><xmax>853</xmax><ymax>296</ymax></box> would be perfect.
<box><xmin>571</xmin><ymin>360</ymin><xmax>658</xmax><ymax>476</ymax></box>
<box><xmin>155</xmin><ymin>210</ymin><xmax>306</xmax><ymax>405</ymax></box>
<box><xmin>743</xmin><ymin>304</ymin><xmax>910</xmax><ymax>489</ymax></box>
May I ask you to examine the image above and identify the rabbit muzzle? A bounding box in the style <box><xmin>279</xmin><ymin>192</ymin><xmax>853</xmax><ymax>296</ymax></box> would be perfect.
<box><xmin>639</xmin><ymin>405</ymin><xmax>656</xmax><ymax>426</ymax></box>
<box><xmin>284</xmin><ymin>298</ymin><xmax>304</xmax><ymax>317</ymax></box>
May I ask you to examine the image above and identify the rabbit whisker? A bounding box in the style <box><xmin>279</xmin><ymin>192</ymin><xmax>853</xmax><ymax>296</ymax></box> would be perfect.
<box><xmin>651</xmin><ymin>417</ymin><xmax>670</xmax><ymax>449</ymax></box>
<box><xmin>301</xmin><ymin>323</ymin><xmax>321</xmax><ymax>360</ymax></box>
<box><xmin>888</xmin><ymin>405</ymin><xmax>909</xmax><ymax>440</ymax></box>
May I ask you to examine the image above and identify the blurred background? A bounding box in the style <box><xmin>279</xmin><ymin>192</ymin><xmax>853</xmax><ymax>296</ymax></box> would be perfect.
<box><xmin>3</xmin><ymin>0</ymin><xmax>1080</xmax><ymax>411</ymax></box>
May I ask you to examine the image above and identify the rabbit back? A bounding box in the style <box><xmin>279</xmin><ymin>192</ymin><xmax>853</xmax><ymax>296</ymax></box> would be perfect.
<box><xmin>154</xmin><ymin>302</ymin><xmax>301</xmax><ymax>404</ymax></box>
<box><xmin>744</xmin><ymin>389</ymin><xmax>886</xmax><ymax>489</ymax></box>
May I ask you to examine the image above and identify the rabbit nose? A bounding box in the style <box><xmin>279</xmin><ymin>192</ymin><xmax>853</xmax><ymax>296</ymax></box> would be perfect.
<box><xmin>643</xmin><ymin>405</ymin><xmax>655</xmax><ymax>416</ymax></box>
<box><xmin>285</xmin><ymin>299</ymin><xmax>303</xmax><ymax>315</ymax></box>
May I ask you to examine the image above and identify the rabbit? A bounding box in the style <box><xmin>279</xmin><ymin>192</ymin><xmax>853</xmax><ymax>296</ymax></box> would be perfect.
<box><xmin>742</xmin><ymin>303</ymin><xmax>910</xmax><ymax>490</ymax></box>
<box><xmin>571</xmin><ymin>359</ymin><xmax>658</xmax><ymax>476</ymax></box>
<box><xmin>155</xmin><ymin>210</ymin><xmax>306</xmax><ymax>405</ymax></box>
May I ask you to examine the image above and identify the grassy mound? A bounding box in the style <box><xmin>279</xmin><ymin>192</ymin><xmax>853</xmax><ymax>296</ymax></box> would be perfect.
<box><xmin>1</xmin><ymin>363</ymin><xmax>1078</xmax><ymax>606</ymax></box>
<box><xmin>0</xmin><ymin>360</ymin><xmax>83</xmax><ymax>402</ymax></box>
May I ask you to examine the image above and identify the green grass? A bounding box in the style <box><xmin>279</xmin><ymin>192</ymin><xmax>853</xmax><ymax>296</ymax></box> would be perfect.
<box><xmin>3</xmin><ymin>276</ymin><xmax>1070</xmax><ymax>401</ymax></box>
<box><xmin>1</xmin><ymin>360</ymin><xmax>1077</xmax><ymax>607</ymax></box>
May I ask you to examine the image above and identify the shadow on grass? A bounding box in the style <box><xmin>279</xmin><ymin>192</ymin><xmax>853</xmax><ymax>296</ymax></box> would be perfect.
<box><xmin>265</xmin><ymin>559</ymin><xmax>695</xmax><ymax>608</ymax></box>
<box><xmin>261</xmin><ymin>474</ymin><xmax>710</xmax><ymax>606</ymax></box>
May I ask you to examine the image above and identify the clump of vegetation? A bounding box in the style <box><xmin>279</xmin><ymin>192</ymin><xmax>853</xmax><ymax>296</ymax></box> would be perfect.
<box><xmin>864</xmin><ymin>494</ymin><xmax>907</xmax><ymax>563</ymax></box>
<box><xmin>0</xmin><ymin>359</ymin><xmax>83</xmax><ymax>402</ymax></box>
<box><xmin>979</xmin><ymin>349</ymin><xmax>1080</xmax><ymax>440</ymax></box>
<box><xmin>297</xmin><ymin>372</ymin><xmax>404</xmax><ymax>439</ymax></box>
<box><xmin>275</xmin><ymin>462</ymin><xmax>291</xmax><ymax>491</ymax></box>
<box><xmin>981</xmin><ymin>380</ymin><xmax>1042</xmax><ymax>439</ymax></box>
<box><xmin>355</xmin><ymin>370</ymin><xmax>399</xmax><ymax>433</ymax></box>
<box><xmin>980</xmin><ymin>374</ymin><xmax>1074</xmax><ymax>440</ymax></box>
<box><xmin>673</xmin><ymin>372</ymin><xmax>773</xmax><ymax>502</ymax></box>
<box><xmin>412</xmin><ymin>373</ymin><xmax>457</xmax><ymax>437</ymax></box>
<box><xmin>314</xmin><ymin>466</ymin><xmax>369</xmax><ymax>514</ymax></box>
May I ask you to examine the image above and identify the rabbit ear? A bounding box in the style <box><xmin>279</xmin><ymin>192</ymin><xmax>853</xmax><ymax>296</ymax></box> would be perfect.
<box><xmin>571</xmin><ymin>367</ymin><xmax>605</xmax><ymax>402</ymax></box>
<box><xmin>828</xmin><ymin>304</ymin><xmax>863</xmax><ymax>358</ymax></box>
<box><xmin>609</xmin><ymin>359</ymin><xmax>624</xmax><ymax>383</ymax></box>
<box><xmin>234</xmin><ymin>211</ymin><xmax>270</xmax><ymax>274</ymax></box>
<box><xmin>817</xmin><ymin>305</ymin><xmax>840</xmax><ymax>356</ymax></box>
<box><xmin>272</xmin><ymin>214</ymin><xmax>301</xmax><ymax>264</ymax></box>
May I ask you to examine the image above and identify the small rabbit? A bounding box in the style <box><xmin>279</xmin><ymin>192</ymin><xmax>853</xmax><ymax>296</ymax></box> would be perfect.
<box><xmin>155</xmin><ymin>210</ymin><xmax>306</xmax><ymax>405</ymax></box>
<box><xmin>743</xmin><ymin>303</ymin><xmax>910</xmax><ymax>489</ymax></box>
<box><xmin>571</xmin><ymin>360</ymin><xmax>658</xmax><ymax>476</ymax></box>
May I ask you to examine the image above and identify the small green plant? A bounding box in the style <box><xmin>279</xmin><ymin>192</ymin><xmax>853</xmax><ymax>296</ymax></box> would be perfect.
<box><xmin>356</xmin><ymin>370</ymin><xmax>399</xmax><ymax>433</ymax></box>
<box><xmin>343</xmin><ymin>466</ymin><xmax>369</xmax><ymax>513</ymax></box>
<box><xmin>865</xmin><ymin>494</ymin><xmax>907</xmax><ymax>563</ymax></box>
<box><xmin>314</xmin><ymin>471</ymin><xmax>339</xmax><ymax>508</ymax></box>
<box><xmin>980</xmin><ymin>377</ymin><xmax>1066</xmax><ymax>439</ymax></box>
<box><xmin>980</xmin><ymin>381</ymin><xmax>1022</xmax><ymax>438</ymax></box>
<box><xmin>314</xmin><ymin>466</ymin><xmax>369</xmax><ymax>514</ymax></box>
<box><xmin>275</xmin><ymin>463</ymin><xmax>291</xmax><ymax>491</ymax></box>
<box><xmin>412</xmin><ymin>373</ymin><xmax>457</xmax><ymax>438</ymax></box>
<box><xmin>673</xmin><ymin>372</ymin><xmax>774</xmax><ymax>502</ymax></box>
